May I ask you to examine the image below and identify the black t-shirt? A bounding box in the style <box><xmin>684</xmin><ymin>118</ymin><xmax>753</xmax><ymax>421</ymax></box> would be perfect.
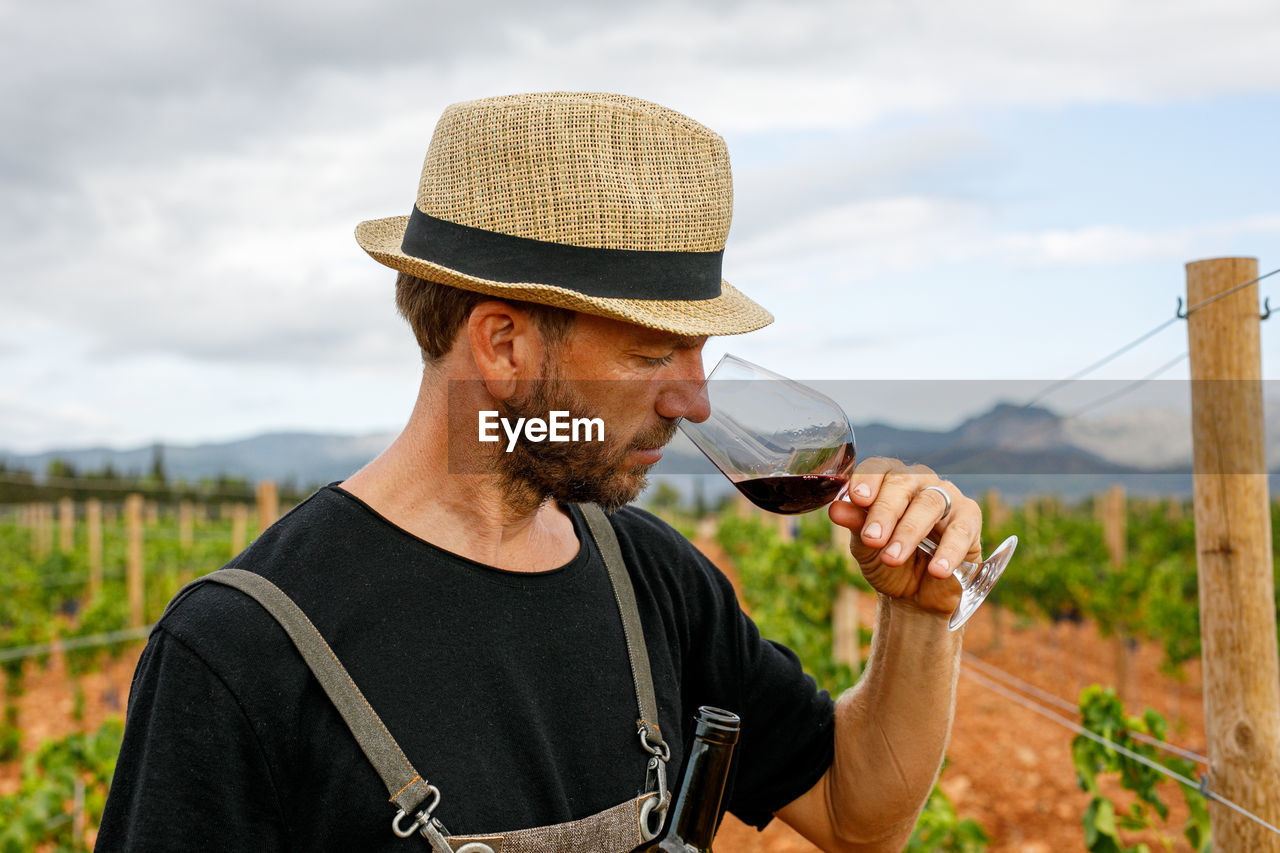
<box><xmin>97</xmin><ymin>486</ymin><xmax>834</xmax><ymax>851</ymax></box>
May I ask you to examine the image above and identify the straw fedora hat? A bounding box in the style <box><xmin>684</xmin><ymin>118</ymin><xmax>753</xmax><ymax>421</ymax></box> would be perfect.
<box><xmin>355</xmin><ymin>92</ymin><xmax>772</xmax><ymax>336</ymax></box>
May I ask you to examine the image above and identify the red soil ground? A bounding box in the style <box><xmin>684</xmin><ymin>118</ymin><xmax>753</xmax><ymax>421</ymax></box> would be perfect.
<box><xmin>2</xmin><ymin>539</ymin><xmax>1207</xmax><ymax>852</ymax></box>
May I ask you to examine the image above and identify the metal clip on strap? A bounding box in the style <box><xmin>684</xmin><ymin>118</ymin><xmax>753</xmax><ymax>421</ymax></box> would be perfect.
<box><xmin>392</xmin><ymin>785</ymin><xmax>455</xmax><ymax>851</ymax></box>
<box><xmin>392</xmin><ymin>807</ymin><xmax>455</xmax><ymax>852</ymax></box>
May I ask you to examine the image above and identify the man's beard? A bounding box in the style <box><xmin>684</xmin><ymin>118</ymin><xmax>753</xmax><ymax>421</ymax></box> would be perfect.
<box><xmin>494</xmin><ymin>373</ymin><xmax>677</xmax><ymax>514</ymax></box>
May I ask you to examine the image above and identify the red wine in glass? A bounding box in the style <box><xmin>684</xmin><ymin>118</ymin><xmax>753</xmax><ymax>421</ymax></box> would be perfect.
<box><xmin>732</xmin><ymin>442</ymin><xmax>856</xmax><ymax>514</ymax></box>
<box><xmin>733</xmin><ymin>475</ymin><xmax>847</xmax><ymax>514</ymax></box>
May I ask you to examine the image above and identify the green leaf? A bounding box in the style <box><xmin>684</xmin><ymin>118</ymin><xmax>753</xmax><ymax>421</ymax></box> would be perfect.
<box><xmin>1083</xmin><ymin>797</ymin><xmax>1123</xmax><ymax>853</ymax></box>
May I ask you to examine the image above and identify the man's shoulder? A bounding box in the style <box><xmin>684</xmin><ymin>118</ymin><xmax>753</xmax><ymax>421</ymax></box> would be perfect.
<box><xmin>154</xmin><ymin>486</ymin><xmax>366</xmax><ymax>666</ymax></box>
<box><xmin>599</xmin><ymin>503</ymin><xmax>736</xmax><ymax>607</ymax></box>
<box><xmin>155</xmin><ymin>574</ymin><xmax>296</xmax><ymax>675</ymax></box>
<box><xmin>601</xmin><ymin>503</ymin><xmax>709</xmax><ymax>569</ymax></box>
<box><xmin>605</xmin><ymin>503</ymin><xmax>697</xmax><ymax>549</ymax></box>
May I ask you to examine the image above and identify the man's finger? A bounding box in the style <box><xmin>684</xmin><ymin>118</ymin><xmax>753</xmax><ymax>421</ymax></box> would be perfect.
<box><xmin>845</xmin><ymin>457</ymin><xmax>899</xmax><ymax>506</ymax></box>
<box><xmin>876</xmin><ymin>482</ymin><xmax>954</xmax><ymax>568</ymax></box>
<box><xmin>859</xmin><ymin>467</ymin><xmax>936</xmax><ymax>559</ymax></box>
<box><xmin>923</xmin><ymin>494</ymin><xmax>983</xmax><ymax>578</ymax></box>
<box><xmin>829</xmin><ymin>498</ymin><xmax>877</xmax><ymax>564</ymax></box>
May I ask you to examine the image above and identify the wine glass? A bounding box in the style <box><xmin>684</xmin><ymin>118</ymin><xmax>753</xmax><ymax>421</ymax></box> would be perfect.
<box><xmin>678</xmin><ymin>353</ymin><xmax>1016</xmax><ymax>631</ymax></box>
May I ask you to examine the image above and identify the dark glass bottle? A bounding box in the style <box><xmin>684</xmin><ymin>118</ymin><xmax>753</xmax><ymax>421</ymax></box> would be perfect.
<box><xmin>635</xmin><ymin>706</ymin><xmax>741</xmax><ymax>852</ymax></box>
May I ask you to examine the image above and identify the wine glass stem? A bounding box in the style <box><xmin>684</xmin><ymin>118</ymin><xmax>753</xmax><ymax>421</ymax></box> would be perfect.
<box><xmin>915</xmin><ymin>536</ymin><xmax>983</xmax><ymax>584</ymax></box>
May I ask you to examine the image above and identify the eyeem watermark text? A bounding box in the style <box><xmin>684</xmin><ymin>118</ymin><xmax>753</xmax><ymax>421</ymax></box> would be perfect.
<box><xmin>479</xmin><ymin>410</ymin><xmax>605</xmax><ymax>453</ymax></box>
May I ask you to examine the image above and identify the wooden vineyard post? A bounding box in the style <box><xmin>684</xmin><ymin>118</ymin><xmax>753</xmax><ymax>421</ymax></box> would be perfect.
<box><xmin>231</xmin><ymin>503</ymin><xmax>248</xmax><ymax>556</ymax></box>
<box><xmin>832</xmin><ymin>585</ymin><xmax>861</xmax><ymax>668</ymax></box>
<box><xmin>830</xmin><ymin>523</ymin><xmax>861</xmax><ymax>669</ymax></box>
<box><xmin>86</xmin><ymin>499</ymin><xmax>102</xmax><ymax>598</ymax></box>
<box><xmin>775</xmin><ymin>512</ymin><xmax>794</xmax><ymax>543</ymax></box>
<box><xmin>1101</xmin><ymin>484</ymin><xmax>1126</xmax><ymax>567</ymax></box>
<box><xmin>32</xmin><ymin>503</ymin><xmax>53</xmax><ymax>558</ymax></box>
<box><xmin>41</xmin><ymin>503</ymin><xmax>54</xmax><ymax>557</ymax></box>
<box><xmin>58</xmin><ymin>497</ymin><xmax>74</xmax><ymax>553</ymax></box>
<box><xmin>1100</xmin><ymin>484</ymin><xmax>1132</xmax><ymax>706</ymax></box>
<box><xmin>125</xmin><ymin>494</ymin><xmax>145</xmax><ymax>628</ymax></box>
<box><xmin>984</xmin><ymin>488</ymin><xmax>1009</xmax><ymax>529</ymax></box>
<box><xmin>256</xmin><ymin>480</ymin><xmax>279</xmax><ymax>534</ymax></box>
<box><xmin>178</xmin><ymin>500</ymin><xmax>194</xmax><ymax>551</ymax></box>
<box><xmin>1185</xmin><ymin>256</ymin><xmax>1280</xmax><ymax>848</ymax></box>
<box><xmin>830</xmin><ymin>518</ymin><xmax>849</xmax><ymax>557</ymax></box>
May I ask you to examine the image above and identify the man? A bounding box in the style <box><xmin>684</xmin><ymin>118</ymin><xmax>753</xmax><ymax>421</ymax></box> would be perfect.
<box><xmin>99</xmin><ymin>92</ymin><xmax>980</xmax><ymax>852</ymax></box>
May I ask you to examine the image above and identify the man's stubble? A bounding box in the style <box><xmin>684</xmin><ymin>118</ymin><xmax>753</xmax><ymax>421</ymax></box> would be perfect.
<box><xmin>494</xmin><ymin>369</ymin><xmax>677</xmax><ymax>514</ymax></box>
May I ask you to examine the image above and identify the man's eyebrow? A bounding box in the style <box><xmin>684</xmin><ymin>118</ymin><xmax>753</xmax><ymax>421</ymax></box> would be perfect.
<box><xmin>668</xmin><ymin>335</ymin><xmax>705</xmax><ymax>349</ymax></box>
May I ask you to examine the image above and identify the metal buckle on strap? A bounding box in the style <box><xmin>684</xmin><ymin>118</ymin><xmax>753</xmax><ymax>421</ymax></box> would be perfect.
<box><xmin>392</xmin><ymin>784</ymin><xmax>453</xmax><ymax>849</ymax></box>
<box><xmin>646</xmin><ymin>755</ymin><xmax>669</xmax><ymax>812</ymax></box>
<box><xmin>638</xmin><ymin>724</ymin><xmax>670</xmax><ymax>763</ymax></box>
<box><xmin>638</xmin><ymin>724</ymin><xmax>671</xmax><ymax>836</ymax></box>
<box><xmin>638</xmin><ymin>790</ymin><xmax>665</xmax><ymax>842</ymax></box>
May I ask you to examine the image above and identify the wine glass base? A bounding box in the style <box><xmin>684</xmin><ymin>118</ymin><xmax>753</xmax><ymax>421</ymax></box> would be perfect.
<box><xmin>948</xmin><ymin>535</ymin><xmax>1018</xmax><ymax>631</ymax></box>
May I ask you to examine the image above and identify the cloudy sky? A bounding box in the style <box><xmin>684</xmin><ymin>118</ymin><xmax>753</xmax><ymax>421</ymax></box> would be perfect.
<box><xmin>4</xmin><ymin>0</ymin><xmax>1280</xmax><ymax>453</ymax></box>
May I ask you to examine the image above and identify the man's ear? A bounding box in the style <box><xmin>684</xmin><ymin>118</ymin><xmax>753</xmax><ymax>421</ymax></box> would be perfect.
<box><xmin>466</xmin><ymin>301</ymin><xmax>547</xmax><ymax>400</ymax></box>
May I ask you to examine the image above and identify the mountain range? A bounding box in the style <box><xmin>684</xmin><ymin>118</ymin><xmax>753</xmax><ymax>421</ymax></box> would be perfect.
<box><xmin>7</xmin><ymin>400</ymin><xmax>1268</xmax><ymax>501</ymax></box>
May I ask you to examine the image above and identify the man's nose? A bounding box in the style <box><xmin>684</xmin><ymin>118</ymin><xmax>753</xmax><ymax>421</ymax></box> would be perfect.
<box><xmin>656</xmin><ymin>356</ymin><xmax>710</xmax><ymax>422</ymax></box>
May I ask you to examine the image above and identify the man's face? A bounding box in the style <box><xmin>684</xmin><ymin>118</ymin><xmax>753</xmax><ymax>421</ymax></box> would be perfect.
<box><xmin>493</xmin><ymin>315</ymin><xmax>708</xmax><ymax>512</ymax></box>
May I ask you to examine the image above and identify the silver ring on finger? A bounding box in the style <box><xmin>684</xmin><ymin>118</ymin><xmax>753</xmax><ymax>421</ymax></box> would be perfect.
<box><xmin>920</xmin><ymin>485</ymin><xmax>952</xmax><ymax>520</ymax></box>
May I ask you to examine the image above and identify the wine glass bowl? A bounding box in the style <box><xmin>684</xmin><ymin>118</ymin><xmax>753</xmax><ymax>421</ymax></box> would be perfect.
<box><xmin>679</xmin><ymin>353</ymin><xmax>1016</xmax><ymax>632</ymax></box>
<box><xmin>676</xmin><ymin>355</ymin><xmax>855</xmax><ymax>514</ymax></box>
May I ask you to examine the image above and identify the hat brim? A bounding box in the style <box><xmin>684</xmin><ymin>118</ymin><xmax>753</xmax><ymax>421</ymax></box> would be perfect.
<box><xmin>355</xmin><ymin>216</ymin><xmax>773</xmax><ymax>337</ymax></box>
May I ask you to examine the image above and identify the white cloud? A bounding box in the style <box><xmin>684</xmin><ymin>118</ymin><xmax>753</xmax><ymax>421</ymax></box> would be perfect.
<box><xmin>1003</xmin><ymin>215</ymin><xmax>1280</xmax><ymax>267</ymax></box>
<box><xmin>0</xmin><ymin>390</ymin><xmax>128</xmax><ymax>453</ymax></box>
<box><xmin>732</xmin><ymin>198</ymin><xmax>1280</xmax><ymax>282</ymax></box>
<box><xmin>5</xmin><ymin>0</ymin><xmax>1280</xmax><ymax>448</ymax></box>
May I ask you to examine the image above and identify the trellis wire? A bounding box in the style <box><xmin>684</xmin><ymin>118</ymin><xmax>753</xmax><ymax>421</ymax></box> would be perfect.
<box><xmin>920</xmin><ymin>267</ymin><xmax>1278</xmax><ymax>470</ymax></box>
<box><xmin>962</xmin><ymin>652</ymin><xmax>1209</xmax><ymax>765</ymax></box>
<box><xmin>0</xmin><ymin>471</ymin><xmax>263</xmax><ymax>500</ymax></box>
<box><xmin>1025</xmin><ymin>265</ymin><xmax>1279</xmax><ymax>411</ymax></box>
<box><xmin>961</xmin><ymin>665</ymin><xmax>1280</xmax><ymax>838</ymax></box>
<box><xmin>1063</xmin><ymin>351</ymin><xmax>1189</xmax><ymax>420</ymax></box>
<box><xmin>0</xmin><ymin>625</ymin><xmax>154</xmax><ymax>664</ymax></box>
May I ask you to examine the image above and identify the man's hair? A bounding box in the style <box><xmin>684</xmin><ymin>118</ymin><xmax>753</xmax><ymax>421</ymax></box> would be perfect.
<box><xmin>395</xmin><ymin>272</ymin><xmax>576</xmax><ymax>362</ymax></box>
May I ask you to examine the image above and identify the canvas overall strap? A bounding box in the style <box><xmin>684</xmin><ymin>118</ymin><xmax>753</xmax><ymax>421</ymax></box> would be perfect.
<box><xmin>160</xmin><ymin>502</ymin><xmax>669</xmax><ymax>851</ymax></box>
<box><xmin>579</xmin><ymin>503</ymin><xmax>671</xmax><ymax>818</ymax></box>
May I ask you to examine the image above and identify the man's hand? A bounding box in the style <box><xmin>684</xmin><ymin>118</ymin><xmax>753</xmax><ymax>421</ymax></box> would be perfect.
<box><xmin>828</xmin><ymin>457</ymin><xmax>983</xmax><ymax>616</ymax></box>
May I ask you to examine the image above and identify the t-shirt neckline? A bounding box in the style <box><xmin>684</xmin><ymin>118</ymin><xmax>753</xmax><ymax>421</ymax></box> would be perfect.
<box><xmin>323</xmin><ymin>483</ymin><xmax>594</xmax><ymax>583</ymax></box>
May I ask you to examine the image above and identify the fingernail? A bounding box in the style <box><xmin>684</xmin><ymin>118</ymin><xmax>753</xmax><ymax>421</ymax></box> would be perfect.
<box><xmin>864</xmin><ymin>521</ymin><xmax>882</xmax><ymax>540</ymax></box>
<box><xmin>853</xmin><ymin>483</ymin><xmax>870</xmax><ymax>499</ymax></box>
<box><xmin>933</xmin><ymin>557</ymin><xmax>950</xmax><ymax>574</ymax></box>
<box><xmin>885</xmin><ymin>541</ymin><xmax>902</xmax><ymax>560</ymax></box>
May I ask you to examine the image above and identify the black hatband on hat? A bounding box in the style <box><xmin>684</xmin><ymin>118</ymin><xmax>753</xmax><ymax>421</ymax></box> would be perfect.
<box><xmin>400</xmin><ymin>207</ymin><xmax>723</xmax><ymax>300</ymax></box>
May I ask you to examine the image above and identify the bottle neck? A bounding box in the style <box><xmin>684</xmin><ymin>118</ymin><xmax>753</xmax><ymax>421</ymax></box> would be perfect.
<box><xmin>664</xmin><ymin>709</ymin><xmax>739</xmax><ymax>851</ymax></box>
